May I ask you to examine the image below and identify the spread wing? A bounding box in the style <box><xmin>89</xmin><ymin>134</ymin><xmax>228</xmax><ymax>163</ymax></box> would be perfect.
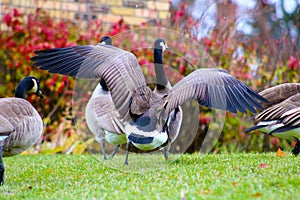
<box><xmin>164</xmin><ymin>68</ymin><xmax>267</xmax><ymax>117</ymax></box>
<box><xmin>31</xmin><ymin>45</ymin><xmax>147</xmax><ymax>119</ymax></box>
<box><xmin>92</xmin><ymin>96</ymin><xmax>124</xmax><ymax>134</ymax></box>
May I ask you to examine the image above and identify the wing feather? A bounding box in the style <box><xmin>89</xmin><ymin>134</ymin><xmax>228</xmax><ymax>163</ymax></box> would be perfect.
<box><xmin>280</xmin><ymin>107</ymin><xmax>300</xmax><ymax>126</ymax></box>
<box><xmin>255</xmin><ymin>93</ymin><xmax>300</xmax><ymax>122</ymax></box>
<box><xmin>32</xmin><ymin>45</ymin><xmax>147</xmax><ymax>119</ymax></box>
<box><xmin>164</xmin><ymin>68</ymin><xmax>266</xmax><ymax>117</ymax></box>
<box><xmin>0</xmin><ymin>115</ymin><xmax>14</xmax><ymax>136</ymax></box>
<box><xmin>259</xmin><ymin>83</ymin><xmax>300</xmax><ymax>108</ymax></box>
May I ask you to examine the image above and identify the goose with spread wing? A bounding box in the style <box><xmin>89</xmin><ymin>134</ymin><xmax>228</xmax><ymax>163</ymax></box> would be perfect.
<box><xmin>124</xmin><ymin>38</ymin><xmax>182</xmax><ymax>161</ymax></box>
<box><xmin>85</xmin><ymin>36</ymin><xmax>126</xmax><ymax>160</ymax></box>
<box><xmin>85</xmin><ymin>37</ymin><xmax>171</xmax><ymax>160</ymax></box>
<box><xmin>0</xmin><ymin>76</ymin><xmax>44</xmax><ymax>185</ymax></box>
<box><xmin>245</xmin><ymin>83</ymin><xmax>300</xmax><ymax>155</ymax></box>
<box><xmin>31</xmin><ymin>41</ymin><xmax>267</xmax><ymax>165</ymax></box>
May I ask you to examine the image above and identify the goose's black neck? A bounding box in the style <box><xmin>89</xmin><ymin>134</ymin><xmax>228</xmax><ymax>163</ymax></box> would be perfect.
<box><xmin>15</xmin><ymin>79</ymin><xmax>34</xmax><ymax>99</ymax></box>
<box><xmin>154</xmin><ymin>48</ymin><xmax>168</xmax><ymax>90</ymax></box>
<box><xmin>100</xmin><ymin>79</ymin><xmax>109</xmax><ymax>91</ymax></box>
<box><xmin>99</xmin><ymin>36</ymin><xmax>112</xmax><ymax>91</ymax></box>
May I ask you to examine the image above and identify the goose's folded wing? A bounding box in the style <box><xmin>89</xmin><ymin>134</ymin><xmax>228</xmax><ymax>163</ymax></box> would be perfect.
<box><xmin>31</xmin><ymin>45</ymin><xmax>147</xmax><ymax>119</ymax></box>
<box><xmin>92</xmin><ymin>97</ymin><xmax>124</xmax><ymax>134</ymax></box>
<box><xmin>0</xmin><ymin>115</ymin><xmax>14</xmax><ymax>138</ymax></box>
<box><xmin>166</xmin><ymin>107</ymin><xmax>183</xmax><ymax>143</ymax></box>
<box><xmin>279</xmin><ymin>107</ymin><xmax>300</xmax><ymax>127</ymax></box>
<box><xmin>259</xmin><ymin>83</ymin><xmax>300</xmax><ymax>108</ymax></box>
<box><xmin>164</xmin><ymin>68</ymin><xmax>267</xmax><ymax>117</ymax></box>
<box><xmin>254</xmin><ymin>93</ymin><xmax>300</xmax><ymax>122</ymax></box>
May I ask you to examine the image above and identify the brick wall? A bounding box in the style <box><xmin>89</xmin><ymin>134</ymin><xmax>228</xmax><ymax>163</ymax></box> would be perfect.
<box><xmin>1</xmin><ymin>0</ymin><xmax>171</xmax><ymax>29</ymax></box>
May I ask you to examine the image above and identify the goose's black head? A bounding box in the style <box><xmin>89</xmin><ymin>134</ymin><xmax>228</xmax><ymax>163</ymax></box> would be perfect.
<box><xmin>15</xmin><ymin>76</ymin><xmax>43</xmax><ymax>99</ymax></box>
<box><xmin>99</xmin><ymin>36</ymin><xmax>112</xmax><ymax>91</ymax></box>
<box><xmin>100</xmin><ymin>36</ymin><xmax>112</xmax><ymax>45</ymax></box>
<box><xmin>154</xmin><ymin>38</ymin><xmax>168</xmax><ymax>53</ymax></box>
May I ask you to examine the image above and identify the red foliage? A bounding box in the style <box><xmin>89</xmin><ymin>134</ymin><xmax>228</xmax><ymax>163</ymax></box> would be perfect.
<box><xmin>173</xmin><ymin>4</ymin><xmax>185</xmax><ymax>23</ymax></box>
<box><xmin>288</xmin><ymin>56</ymin><xmax>299</xmax><ymax>69</ymax></box>
<box><xmin>4</xmin><ymin>13</ymin><xmax>12</xmax><ymax>26</ymax></box>
<box><xmin>271</xmin><ymin>137</ymin><xmax>280</xmax><ymax>147</ymax></box>
<box><xmin>108</xmin><ymin>19</ymin><xmax>130</xmax><ymax>36</ymax></box>
<box><xmin>179</xmin><ymin>65</ymin><xmax>185</xmax><ymax>74</ymax></box>
<box><xmin>258</xmin><ymin>163</ymin><xmax>270</xmax><ymax>169</ymax></box>
<box><xmin>139</xmin><ymin>58</ymin><xmax>149</xmax><ymax>66</ymax></box>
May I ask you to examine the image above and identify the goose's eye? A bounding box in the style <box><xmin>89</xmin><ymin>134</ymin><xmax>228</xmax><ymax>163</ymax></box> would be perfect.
<box><xmin>160</xmin><ymin>41</ymin><xmax>168</xmax><ymax>52</ymax></box>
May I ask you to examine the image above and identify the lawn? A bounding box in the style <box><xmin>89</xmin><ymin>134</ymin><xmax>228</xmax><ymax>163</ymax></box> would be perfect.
<box><xmin>1</xmin><ymin>152</ymin><xmax>300</xmax><ymax>199</ymax></box>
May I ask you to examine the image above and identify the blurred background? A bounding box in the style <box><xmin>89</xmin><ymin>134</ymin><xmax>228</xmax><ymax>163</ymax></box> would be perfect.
<box><xmin>0</xmin><ymin>0</ymin><xmax>299</xmax><ymax>155</ymax></box>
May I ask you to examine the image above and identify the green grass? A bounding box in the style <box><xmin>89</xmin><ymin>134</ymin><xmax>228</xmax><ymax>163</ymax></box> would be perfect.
<box><xmin>1</xmin><ymin>153</ymin><xmax>300</xmax><ymax>199</ymax></box>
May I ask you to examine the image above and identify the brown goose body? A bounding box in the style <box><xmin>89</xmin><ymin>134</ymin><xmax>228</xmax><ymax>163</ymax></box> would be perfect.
<box><xmin>0</xmin><ymin>98</ymin><xmax>43</xmax><ymax>157</ymax></box>
<box><xmin>0</xmin><ymin>76</ymin><xmax>43</xmax><ymax>185</ymax></box>
<box><xmin>85</xmin><ymin>83</ymin><xmax>126</xmax><ymax>159</ymax></box>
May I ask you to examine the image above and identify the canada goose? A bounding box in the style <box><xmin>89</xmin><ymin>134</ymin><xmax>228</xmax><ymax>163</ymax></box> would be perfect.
<box><xmin>31</xmin><ymin>40</ymin><xmax>267</xmax><ymax>165</ymax></box>
<box><xmin>245</xmin><ymin>83</ymin><xmax>300</xmax><ymax>155</ymax></box>
<box><xmin>85</xmin><ymin>36</ymin><xmax>126</xmax><ymax>160</ymax></box>
<box><xmin>125</xmin><ymin>38</ymin><xmax>182</xmax><ymax>160</ymax></box>
<box><xmin>86</xmin><ymin>37</ymin><xmax>173</xmax><ymax>160</ymax></box>
<box><xmin>0</xmin><ymin>76</ymin><xmax>44</xmax><ymax>185</ymax></box>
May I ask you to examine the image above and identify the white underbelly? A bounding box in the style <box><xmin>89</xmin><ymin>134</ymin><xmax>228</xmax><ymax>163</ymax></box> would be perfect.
<box><xmin>272</xmin><ymin>127</ymin><xmax>300</xmax><ymax>140</ymax></box>
<box><xmin>104</xmin><ymin>131</ymin><xmax>127</xmax><ymax>145</ymax></box>
<box><xmin>131</xmin><ymin>133</ymin><xmax>168</xmax><ymax>151</ymax></box>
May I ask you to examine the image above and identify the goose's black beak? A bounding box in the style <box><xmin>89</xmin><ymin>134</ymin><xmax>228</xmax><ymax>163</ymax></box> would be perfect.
<box><xmin>37</xmin><ymin>90</ymin><xmax>44</xmax><ymax>99</ymax></box>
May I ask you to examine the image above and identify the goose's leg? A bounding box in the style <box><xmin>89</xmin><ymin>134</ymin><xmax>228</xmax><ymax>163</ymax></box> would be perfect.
<box><xmin>99</xmin><ymin>137</ymin><xmax>107</xmax><ymax>160</ymax></box>
<box><xmin>95</xmin><ymin>130</ymin><xmax>107</xmax><ymax>160</ymax></box>
<box><xmin>0</xmin><ymin>146</ymin><xmax>5</xmax><ymax>186</ymax></box>
<box><xmin>109</xmin><ymin>144</ymin><xmax>120</xmax><ymax>159</ymax></box>
<box><xmin>163</xmin><ymin>144</ymin><xmax>171</xmax><ymax>160</ymax></box>
<box><xmin>292</xmin><ymin>140</ymin><xmax>300</xmax><ymax>156</ymax></box>
<box><xmin>124</xmin><ymin>141</ymin><xmax>131</xmax><ymax>165</ymax></box>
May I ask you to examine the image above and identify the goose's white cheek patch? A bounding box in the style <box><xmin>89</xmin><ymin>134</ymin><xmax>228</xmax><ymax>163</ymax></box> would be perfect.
<box><xmin>31</xmin><ymin>79</ymin><xmax>38</xmax><ymax>93</ymax></box>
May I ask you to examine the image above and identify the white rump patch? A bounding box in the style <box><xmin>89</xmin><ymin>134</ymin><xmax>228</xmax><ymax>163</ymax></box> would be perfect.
<box><xmin>0</xmin><ymin>136</ymin><xmax>8</xmax><ymax>141</ymax></box>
